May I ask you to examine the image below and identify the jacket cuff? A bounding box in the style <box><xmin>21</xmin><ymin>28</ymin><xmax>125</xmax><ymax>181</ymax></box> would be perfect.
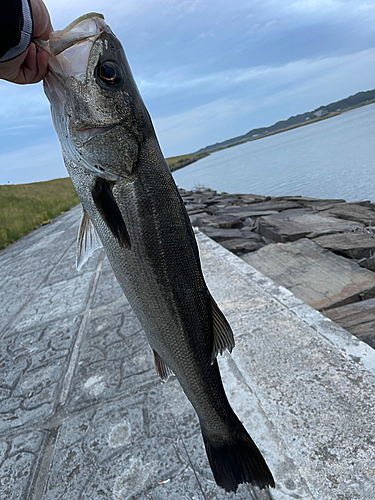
<box><xmin>0</xmin><ymin>0</ymin><xmax>33</xmax><ymax>63</ymax></box>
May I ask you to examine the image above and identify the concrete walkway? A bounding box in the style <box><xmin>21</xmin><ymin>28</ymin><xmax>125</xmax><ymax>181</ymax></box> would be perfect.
<box><xmin>1</xmin><ymin>205</ymin><xmax>374</xmax><ymax>500</ymax></box>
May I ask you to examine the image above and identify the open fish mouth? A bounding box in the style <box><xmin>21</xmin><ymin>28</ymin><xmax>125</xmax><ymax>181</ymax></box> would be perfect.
<box><xmin>36</xmin><ymin>13</ymin><xmax>106</xmax><ymax>56</ymax></box>
<box><xmin>36</xmin><ymin>13</ymin><xmax>106</xmax><ymax>81</ymax></box>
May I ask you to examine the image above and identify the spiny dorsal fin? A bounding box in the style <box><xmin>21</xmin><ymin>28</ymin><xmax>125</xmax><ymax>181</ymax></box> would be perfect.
<box><xmin>76</xmin><ymin>209</ymin><xmax>103</xmax><ymax>270</ymax></box>
<box><xmin>211</xmin><ymin>296</ymin><xmax>235</xmax><ymax>364</ymax></box>
<box><xmin>153</xmin><ymin>350</ymin><xmax>174</xmax><ymax>382</ymax></box>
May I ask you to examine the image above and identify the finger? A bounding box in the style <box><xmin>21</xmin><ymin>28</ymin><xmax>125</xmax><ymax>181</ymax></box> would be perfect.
<box><xmin>14</xmin><ymin>44</ymin><xmax>37</xmax><ymax>84</ymax></box>
<box><xmin>13</xmin><ymin>43</ymin><xmax>48</xmax><ymax>84</ymax></box>
<box><xmin>35</xmin><ymin>49</ymin><xmax>50</xmax><ymax>80</ymax></box>
<box><xmin>41</xmin><ymin>20</ymin><xmax>54</xmax><ymax>40</ymax></box>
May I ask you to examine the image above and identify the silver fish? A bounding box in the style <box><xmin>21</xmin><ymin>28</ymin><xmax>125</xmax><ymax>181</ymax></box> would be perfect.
<box><xmin>41</xmin><ymin>13</ymin><xmax>275</xmax><ymax>492</ymax></box>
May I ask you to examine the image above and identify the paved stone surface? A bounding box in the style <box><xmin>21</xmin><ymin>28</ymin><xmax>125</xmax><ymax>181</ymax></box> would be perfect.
<box><xmin>1</xmin><ymin>205</ymin><xmax>375</xmax><ymax>499</ymax></box>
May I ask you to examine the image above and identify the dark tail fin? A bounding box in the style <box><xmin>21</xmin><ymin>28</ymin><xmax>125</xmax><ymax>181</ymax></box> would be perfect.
<box><xmin>201</xmin><ymin>416</ymin><xmax>275</xmax><ymax>493</ymax></box>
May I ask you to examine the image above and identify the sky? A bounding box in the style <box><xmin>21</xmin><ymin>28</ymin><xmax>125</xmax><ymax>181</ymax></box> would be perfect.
<box><xmin>1</xmin><ymin>0</ymin><xmax>375</xmax><ymax>184</ymax></box>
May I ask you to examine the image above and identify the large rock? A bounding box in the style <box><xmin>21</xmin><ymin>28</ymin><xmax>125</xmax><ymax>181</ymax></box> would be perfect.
<box><xmin>318</xmin><ymin>202</ymin><xmax>375</xmax><ymax>224</ymax></box>
<box><xmin>190</xmin><ymin>214</ymin><xmax>244</xmax><ymax>229</ymax></box>
<box><xmin>242</xmin><ymin>238</ymin><xmax>375</xmax><ymax>310</ymax></box>
<box><xmin>313</xmin><ymin>232</ymin><xmax>375</xmax><ymax>259</ymax></box>
<box><xmin>219</xmin><ymin>238</ymin><xmax>264</xmax><ymax>254</ymax></box>
<box><xmin>217</xmin><ymin>200</ymin><xmax>300</xmax><ymax>214</ymax></box>
<box><xmin>271</xmin><ymin>196</ymin><xmax>346</xmax><ymax>208</ymax></box>
<box><xmin>184</xmin><ymin>203</ymin><xmax>207</xmax><ymax>213</ymax></box>
<box><xmin>215</xmin><ymin>205</ymin><xmax>279</xmax><ymax>219</ymax></box>
<box><xmin>237</xmin><ymin>194</ymin><xmax>268</xmax><ymax>204</ymax></box>
<box><xmin>258</xmin><ymin>209</ymin><xmax>360</xmax><ymax>243</ymax></box>
<box><xmin>200</xmin><ymin>227</ymin><xmax>260</xmax><ymax>242</ymax></box>
<box><xmin>324</xmin><ymin>298</ymin><xmax>375</xmax><ymax>349</ymax></box>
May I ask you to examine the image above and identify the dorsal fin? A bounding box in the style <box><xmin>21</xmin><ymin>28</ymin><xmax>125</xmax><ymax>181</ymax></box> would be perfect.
<box><xmin>153</xmin><ymin>350</ymin><xmax>174</xmax><ymax>382</ymax></box>
<box><xmin>76</xmin><ymin>209</ymin><xmax>103</xmax><ymax>270</ymax></box>
<box><xmin>211</xmin><ymin>296</ymin><xmax>235</xmax><ymax>364</ymax></box>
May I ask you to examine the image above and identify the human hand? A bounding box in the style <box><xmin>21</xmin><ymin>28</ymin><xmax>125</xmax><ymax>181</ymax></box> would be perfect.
<box><xmin>0</xmin><ymin>0</ymin><xmax>53</xmax><ymax>84</ymax></box>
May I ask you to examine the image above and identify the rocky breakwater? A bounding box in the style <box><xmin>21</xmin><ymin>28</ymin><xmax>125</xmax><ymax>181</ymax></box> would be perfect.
<box><xmin>180</xmin><ymin>187</ymin><xmax>375</xmax><ymax>349</ymax></box>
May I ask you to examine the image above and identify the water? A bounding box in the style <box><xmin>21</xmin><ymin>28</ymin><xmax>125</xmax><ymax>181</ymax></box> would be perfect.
<box><xmin>173</xmin><ymin>103</ymin><xmax>375</xmax><ymax>202</ymax></box>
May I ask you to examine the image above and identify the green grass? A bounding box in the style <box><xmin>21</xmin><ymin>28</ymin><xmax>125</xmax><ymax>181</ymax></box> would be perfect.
<box><xmin>166</xmin><ymin>152</ymin><xmax>209</xmax><ymax>172</ymax></box>
<box><xmin>0</xmin><ymin>177</ymin><xmax>80</xmax><ymax>249</ymax></box>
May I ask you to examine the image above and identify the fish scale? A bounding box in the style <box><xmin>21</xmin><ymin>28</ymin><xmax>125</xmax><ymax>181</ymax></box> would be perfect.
<box><xmin>41</xmin><ymin>13</ymin><xmax>275</xmax><ymax>492</ymax></box>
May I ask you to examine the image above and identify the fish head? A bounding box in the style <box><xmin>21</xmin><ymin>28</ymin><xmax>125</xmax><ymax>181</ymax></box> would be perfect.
<box><xmin>43</xmin><ymin>13</ymin><xmax>150</xmax><ymax>181</ymax></box>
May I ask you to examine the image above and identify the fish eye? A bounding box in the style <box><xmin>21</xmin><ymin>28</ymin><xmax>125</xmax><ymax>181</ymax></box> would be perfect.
<box><xmin>96</xmin><ymin>61</ymin><xmax>121</xmax><ymax>87</ymax></box>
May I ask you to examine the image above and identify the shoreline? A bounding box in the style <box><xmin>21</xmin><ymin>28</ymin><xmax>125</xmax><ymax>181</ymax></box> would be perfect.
<box><xmin>167</xmin><ymin>99</ymin><xmax>375</xmax><ymax>172</ymax></box>
<box><xmin>180</xmin><ymin>187</ymin><xmax>375</xmax><ymax>349</ymax></box>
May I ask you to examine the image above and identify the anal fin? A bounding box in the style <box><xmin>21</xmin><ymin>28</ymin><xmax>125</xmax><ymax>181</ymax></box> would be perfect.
<box><xmin>211</xmin><ymin>296</ymin><xmax>235</xmax><ymax>363</ymax></box>
<box><xmin>76</xmin><ymin>208</ymin><xmax>103</xmax><ymax>270</ymax></box>
<box><xmin>153</xmin><ymin>350</ymin><xmax>174</xmax><ymax>382</ymax></box>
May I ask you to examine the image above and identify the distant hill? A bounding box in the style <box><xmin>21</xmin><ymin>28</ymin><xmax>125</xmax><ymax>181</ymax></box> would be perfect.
<box><xmin>194</xmin><ymin>89</ymin><xmax>375</xmax><ymax>155</ymax></box>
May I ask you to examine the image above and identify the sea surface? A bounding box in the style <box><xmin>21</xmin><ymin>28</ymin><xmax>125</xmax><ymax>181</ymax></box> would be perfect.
<box><xmin>172</xmin><ymin>103</ymin><xmax>375</xmax><ymax>202</ymax></box>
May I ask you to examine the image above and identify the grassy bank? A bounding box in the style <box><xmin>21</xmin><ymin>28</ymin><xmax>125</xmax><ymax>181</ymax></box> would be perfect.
<box><xmin>166</xmin><ymin>152</ymin><xmax>209</xmax><ymax>171</ymax></box>
<box><xmin>0</xmin><ymin>154</ymin><xmax>205</xmax><ymax>249</ymax></box>
<box><xmin>0</xmin><ymin>178</ymin><xmax>80</xmax><ymax>250</ymax></box>
<box><xmin>0</xmin><ymin>153</ymin><xmax>205</xmax><ymax>250</ymax></box>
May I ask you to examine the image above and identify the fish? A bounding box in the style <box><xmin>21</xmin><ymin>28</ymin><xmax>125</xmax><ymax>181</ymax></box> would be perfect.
<box><xmin>40</xmin><ymin>13</ymin><xmax>275</xmax><ymax>493</ymax></box>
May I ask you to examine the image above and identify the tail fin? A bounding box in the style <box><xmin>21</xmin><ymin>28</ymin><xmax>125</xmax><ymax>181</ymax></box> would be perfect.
<box><xmin>201</xmin><ymin>417</ymin><xmax>275</xmax><ymax>493</ymax></box>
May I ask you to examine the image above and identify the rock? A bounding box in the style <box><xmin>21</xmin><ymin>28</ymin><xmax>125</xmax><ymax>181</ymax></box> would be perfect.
<box><xmin>205</xmin><ymin>204</ymin><xmax>228</xmax><ymax>215</ymax></box>
<box><xmin>216</xmin><ymin>200</ymin><xmax>300</xmax><ymax>215</ymax></box>
<box><xmin>186</xmin><ymin>208</ymin><xmax>207</xmax><ymax>215</ymax></box>
<box><xmin>200</xmin><ymin>227</ymin><xmax>243</xmax><ymax>241</ymax></box>
<box><xmin>237</xmin><ymin>194</ymin><xmax>269</xmax><ymax>204</ymax></box>
<box><xmin>323</xmin><ymin>298</ymin><xmax>375</xmax><ymax>349</ymax></box>
<box><xmin>243</xmin><ymin>217</ymin><xmax>256</xmax><ymax>227</ymax></box>
<box><xmin>242</xmin><ymin>239</ymin><xmax>375</xmax><ymax>310</ymax></box>
<box><xmin>271</xmin><ymin>196</ymin><xmax>346</xmax><ymax>208</ymax></box>
<box><xmin>313</xmin><ymin>232</ymin><xmax>375</xmax><ymax>259</ymax></box>
<box><xmin>219</xmin><ymin>238</ymin><xmax>264</xmax><ymax>254</ymax></box>
<box><xmin>189</xmin><ymin>212</ymin><xmax>210</xmax><ymax>226</ymax></box>
<box><xmin>209</xmin><ymin>197</ymin><xmax>246</xmax><ymax>206</ymax></box>
<box><xmin>200</xmin><ymin>227</ymin><xmax>261</xmax><ymax>242</ymax></box>
<box><xmin>191</xmin><ymin>214</ymin><xmax>244</xmax><ymax>229</ymax></box>
<box><xmin>215</xmin><ymin>206</ymin><xmax>279</xmax><ymax>219</ymax></box>
<box><xmin>358</xmin><ymin>255</ymin><xmax>375</xmax><ymax>272</ymax></box>
<box><xmin>317</xmin><ymin>202</ymin><xmax>375</xmax><ymax>224</ymax></box>
<box><xmin>258</xmin><ymin>209</ymin><xmax>360</xmax><ymax>243</ymax></box>
<box><xmin>239</xmin><ymin>228</ymin><xmax>261</xmax><ymax>239</ymax></box>
<box><xmin>184</xmin><ymin>203</ymin><xmax>207</xmax><ymax>213</ymax></box>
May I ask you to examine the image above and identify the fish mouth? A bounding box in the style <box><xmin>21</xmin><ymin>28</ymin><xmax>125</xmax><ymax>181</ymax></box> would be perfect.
<box><xmin>74</xmin><ymin>124</ymin><xmax>117</xmax><ymax>143</ymax></box>
<box><xmin>36</xmin><ymin>13</ymin><xmax>106</xmax><ymax>56</ymax></box>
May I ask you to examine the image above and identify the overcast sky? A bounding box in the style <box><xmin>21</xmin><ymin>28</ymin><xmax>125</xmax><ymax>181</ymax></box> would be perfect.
<box><xmin>1</xmin><ymin>0</ymin><xmax>375</xmax><ymax>184</ymax></box>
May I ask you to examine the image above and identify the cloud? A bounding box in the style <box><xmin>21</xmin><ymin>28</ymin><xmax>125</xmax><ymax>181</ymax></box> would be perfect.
<box><xmin>139</xmin><ymin>47</ymin><xmax>375</xmax><ymax>99</ymax></box>
<box><xmin>47</xmin><ymin>0</ymin><xmax>199</xmax><ymax>27</ymax></box>
<box><xmin>0</xmin><ymin>140</ymin><xmax>66</xmax><ymax>184</ymax></box>
<box><xmin>289</xmin><ymin>0</ymin><xmax>342</xmax><ymax>14</ymax></box>
<box><xmin>0</xmin><ymin>81</ymin><xmax>49</xmax><ymax>124</ymax></box>
<box><xmin>1</xmin><ymin>0</ymin><xmax>375</xmax><ymax>182</ymax></box>
<box><xmin>153</xmin><ymin>47</ymin><xmax>375</xmax><ymax>155</ymax></box>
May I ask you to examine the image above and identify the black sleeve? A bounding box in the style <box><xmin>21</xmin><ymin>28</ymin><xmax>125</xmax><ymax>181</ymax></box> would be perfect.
<box><xmin>0</xmin><ymin>0</ymin><xmax>33</xmax><ymax>62</ymax></box>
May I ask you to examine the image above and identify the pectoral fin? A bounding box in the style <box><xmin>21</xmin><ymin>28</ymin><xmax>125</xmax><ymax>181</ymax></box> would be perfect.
<box><xmin>211</xmin><ymin>296</ymin><xmax>235</xmax><ymax>363</ymax></box>
<box><xmin>76</xmin><ymin>209</ymin><xmax>103</xmax><ymax>270</ymax></box>
<box><xmin>91</xmin><ymin>178</ymin><xmax>131</xmax><ymax>249</ymax></box>
<box><xmin>153</xmin><ymin>350</ymin><xmax>174</xmax><ymax>382</ymax></box>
